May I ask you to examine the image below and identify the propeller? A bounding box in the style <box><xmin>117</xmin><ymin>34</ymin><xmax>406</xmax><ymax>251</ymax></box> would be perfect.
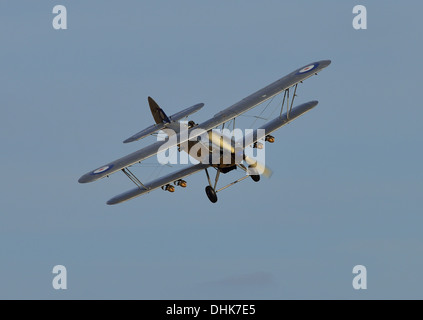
<box><xmin>244</xmin><ymin>155</ymin><xmax>273</xmax><ymax>178</ymax></box>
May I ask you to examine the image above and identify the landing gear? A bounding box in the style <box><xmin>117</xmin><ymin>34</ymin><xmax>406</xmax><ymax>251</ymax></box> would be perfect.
<box><xmin>251</xmin><ymin>175</ymin><xmax>260</xmax><ymax>182</ymax></box>
<box><xmin>203</xmin><ymin>166</ymin><xmax>258</xmax><ymax>203</ymax></box>
<box><xmin>245</xmin><ymin>165</ymin><xmax>260</xmax><ymax>182</ymax></box>
<box><xmin>204</xmin><ymin>168</ymin><xmax>220</xmax><ymax>203</ymax></box>
<box><xmin>205</xmin><ymin>186</ymin><xmax>218</xmax><ymax>203</ymax></box>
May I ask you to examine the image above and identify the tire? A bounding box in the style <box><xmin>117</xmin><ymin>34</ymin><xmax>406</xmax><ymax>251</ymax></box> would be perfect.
<box><xmin>251</xmin><ymin>175</ymin><xmax>260</xmax><ymax>182</ymax></box>
<box><xmin>205</xmin><ymin>186</ymin><xmax>218</xmax><ymax>203</ymax></box>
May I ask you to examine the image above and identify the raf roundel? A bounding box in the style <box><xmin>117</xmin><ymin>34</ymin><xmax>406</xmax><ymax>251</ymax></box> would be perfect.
<box><xmin>296</xmin><ymin>63</ymin><xmax>319</xmax><ymax>75</ymax></box>
<box><xmin>300</xmin><ymin>65</ymin><xmax>314</xmax><ymax>72</ymax></box>
<box><xmin>93</xmin><ymin>165</ymin><xmax>112</xmax><ymax>174</ymax></box>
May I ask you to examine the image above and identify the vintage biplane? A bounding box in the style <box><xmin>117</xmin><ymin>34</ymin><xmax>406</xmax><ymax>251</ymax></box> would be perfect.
<box><xmin>78</xmin><ymin>60</ymin><xmax>331</xmax><ymax>204</ymax></box>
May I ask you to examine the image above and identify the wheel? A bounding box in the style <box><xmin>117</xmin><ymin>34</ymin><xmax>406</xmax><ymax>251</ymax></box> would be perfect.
<box><xmin>251</xmin><ymin>175</ymin><xmax>260</xmax><ymax>182</ymax></box>
<box><xmin>205</xmin><ymin>186</ymin><xmax>218</xmax><ymax>203</ymax></box>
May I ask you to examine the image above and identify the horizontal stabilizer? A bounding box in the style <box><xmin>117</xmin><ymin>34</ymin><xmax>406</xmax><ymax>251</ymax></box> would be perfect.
<box><xmin>169</xmin><ymin>103</ymin><xmax>204</xmax><ymax>122</ymax></box>
<box><xmin>123</xmin><ymin>123</ymin><xmax>167</xmax><ymax>143</ymax></box>
<box><xmin>123</xmin><ymin>103</ymin><xmax>204</xmax><ymax>143</ymax></box>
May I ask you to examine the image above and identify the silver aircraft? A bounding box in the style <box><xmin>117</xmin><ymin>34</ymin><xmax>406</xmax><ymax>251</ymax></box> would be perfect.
<box><xmin>78</xmin><ymin>60</ymin><xmax>331</xmax><ymax>204</ymax></box>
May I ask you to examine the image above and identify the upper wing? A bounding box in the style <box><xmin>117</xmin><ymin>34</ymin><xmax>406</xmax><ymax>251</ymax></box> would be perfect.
<box><xmin>203</xmin><ymin>60</ymin><xmax>330</xmax><ymax>128</ymax></box>
<box><xmin>169</xmin><ymin>103</ymin><xmax>204</xmax><ymax>122</ymax></box>
<box><xmin>78</xmin><ymin>60</ymin><xmax>331</xmax><ymax>184</ymax></box>
<box><xmin>106</xmin><ymin>163</ymin><xmax>210</xmax><ymax>205</ymax></box>
<box><xmin>123</xmin><ymin>123</ymin><xmax>168</xmax><ymax>143</ymax></box>
<box><xmin>236</xmin><ymin>100</ymin><xmax>319</xmax><ymax>148</ymax></box>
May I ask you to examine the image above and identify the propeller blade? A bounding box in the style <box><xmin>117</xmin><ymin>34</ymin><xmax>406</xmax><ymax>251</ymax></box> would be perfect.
<box><xmin>244</xmin><ymin>155</ymin><xmax>273</xmax><ymax>178</ymax></box>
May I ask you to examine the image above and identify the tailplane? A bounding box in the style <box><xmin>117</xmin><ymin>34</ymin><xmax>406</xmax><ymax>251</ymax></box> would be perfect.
<box><xmin>123</xmin><ymin>98</ymin><xmax>204</xmax><ymax>143</ymax></box>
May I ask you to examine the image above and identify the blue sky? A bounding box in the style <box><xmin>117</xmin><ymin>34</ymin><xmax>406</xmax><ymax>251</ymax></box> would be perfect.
<box><xmin>1</xmin><ymin>1</ymin><xmax>422</xmax><ymax>299</ymax></box>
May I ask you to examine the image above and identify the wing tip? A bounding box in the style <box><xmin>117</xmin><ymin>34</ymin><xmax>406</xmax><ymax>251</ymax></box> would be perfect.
<box><xmin>79</xmin><ymin>170</ymin><xmax>104</xmax><ymax>183</ymax></box>
<box><xmin>78</xmin><ymin>174</ymin><xmax>91</xmax><ymax>183</ymax></box>
<box><xmin>320</xmin><ymin>59</ymin><xmax>332</xmax><ymax>68</ymax></box>
<box><xmin>300</xmin><ymin>100</ymin><xmax>318</xmax><ymax>109</ymax></box>
<box><xmin>107</xmin><ymin>195</ymin><xmax>131</xmax><ymax>205</ymax></box>
<box><xmin>123</xmin><ymin>138</ymin><xmax>134</xmax><ymax>143</ymax></box>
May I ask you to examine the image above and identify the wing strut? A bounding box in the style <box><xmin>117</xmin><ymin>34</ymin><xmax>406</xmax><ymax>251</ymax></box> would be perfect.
<box><xmin>121</xmin><ymin>168</ymin><xmax>147</xmax><ymax>189</ymax></box>
<box><xmin>280</xmin><ymin>83</ymin><xmax>298</xmax><ymax>119</ymax></box>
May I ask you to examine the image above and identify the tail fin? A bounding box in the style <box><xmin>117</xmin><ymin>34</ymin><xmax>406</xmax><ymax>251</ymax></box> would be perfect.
<box><xmin>148</xmin><ymin>96</ymin><xmax>170</xmax><ymax>124</ymax></box>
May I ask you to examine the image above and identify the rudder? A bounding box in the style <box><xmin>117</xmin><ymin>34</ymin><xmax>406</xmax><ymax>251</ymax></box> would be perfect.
<box><xmin>148</xmin><ymin>96</ymin><xmax>170</xmax><ymax>124</ymax></box>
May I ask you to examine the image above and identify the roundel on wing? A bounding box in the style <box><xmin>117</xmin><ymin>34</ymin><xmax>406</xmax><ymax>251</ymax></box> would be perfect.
<box><xmin>92</xmin><ymin>165</ymin><xmax>114</xmax><ymax>174</ymax></box>
<box><xmin>295</xmin><ymin>63</ymin><xmax>319</xmax><ymax>75</ymax></box>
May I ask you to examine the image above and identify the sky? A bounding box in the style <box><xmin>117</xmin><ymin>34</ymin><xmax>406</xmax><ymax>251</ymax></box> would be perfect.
<box><xmin>1</xmin><ymin>1</ymin><xmax>422</xmax><ymax>299</ymax></box>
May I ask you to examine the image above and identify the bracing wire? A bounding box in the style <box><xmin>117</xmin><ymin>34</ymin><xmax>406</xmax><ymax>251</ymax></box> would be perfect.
<box><xmin>248</xmin><ymin>95</ymin><xmax>276</xmax><ymax>128</ymax></box>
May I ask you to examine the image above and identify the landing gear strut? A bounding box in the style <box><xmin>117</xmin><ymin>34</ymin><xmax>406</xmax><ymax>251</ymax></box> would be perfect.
<box><xmin>204</xmin><ymin>167</ymin><xmax>255</xmax><ymax>203</ymax></box>
<box><xmin>204</xmin><ymin>168</ymin><xmax>220</xmax><ymax>203</ymax></box>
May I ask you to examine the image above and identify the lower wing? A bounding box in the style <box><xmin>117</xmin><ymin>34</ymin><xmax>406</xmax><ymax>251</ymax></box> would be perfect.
<box><xmin>106</xmin><ymin>163</ymin><xmax>210</xmax><ymax>205</ymax></box>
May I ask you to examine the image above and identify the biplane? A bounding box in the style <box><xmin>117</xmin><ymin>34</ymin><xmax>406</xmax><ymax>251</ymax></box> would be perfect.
<box><xmin>78</xmin><ymin>60</ymin><xmax>331</xmax><ymax>204</ymax></box>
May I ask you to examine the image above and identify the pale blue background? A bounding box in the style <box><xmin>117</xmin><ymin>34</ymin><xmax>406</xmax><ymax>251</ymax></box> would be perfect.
<box><xmin>1</xmin><ymin>1</ymin><xmax>422</xmax><ymax>299</ymax></box>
